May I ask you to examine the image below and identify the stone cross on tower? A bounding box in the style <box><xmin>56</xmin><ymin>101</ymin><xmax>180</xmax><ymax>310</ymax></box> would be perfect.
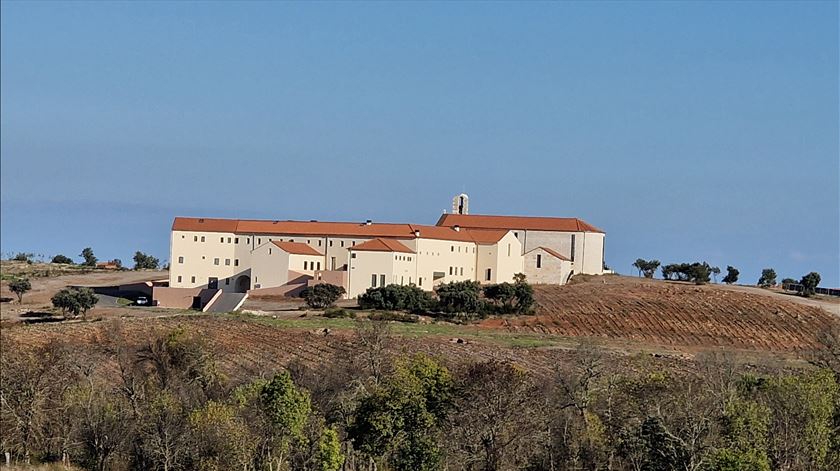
<box><xmin>452</xmin><ymin>193</ymin><xmax>469</xmax><ymax>215</ymax></box>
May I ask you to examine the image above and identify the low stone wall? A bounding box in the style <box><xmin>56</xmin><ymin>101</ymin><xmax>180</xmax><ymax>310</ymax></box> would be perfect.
<box><xmin>248</xmin><ymin>283</ymin><xmax>307</xmax><ymax>298</ymax></box>
<box><xmin>152</xmin><ymin>287</ymin><xmax>218</xmax><ymax>309</ymax></box>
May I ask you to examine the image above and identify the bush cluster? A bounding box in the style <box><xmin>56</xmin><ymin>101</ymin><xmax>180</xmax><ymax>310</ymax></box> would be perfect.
<box><xmin>368</xmin><ymin>311</ymin><xmax>420</xmax><ymax>323</ymax></box>
<box><xmin>358</xmin><ymin>284</ymin><xmax>433</xmax><ymax>313</ymax></box>
<box><xmin>324</xmin><ymin>307</ymin><xmax>356</xmax><ymax>319</ymax></box>
<box><xmin>301</xmin><ymin>283</ymin><xmax>346</xmax><ymax>309</ymax></box>
<box><xmin>661</xmin><ymin>262</ymin><xmax>712</xmax><ymax>284</ymax></box>
<box><xmin>51</xmin><ymin>287</ymin><xmax>98</xmax><ymax>319</ymax></box>
<box><xmin>357</xmin><ymin>275</ymin><xmax>536</xmax><ymax>321</ymax></box>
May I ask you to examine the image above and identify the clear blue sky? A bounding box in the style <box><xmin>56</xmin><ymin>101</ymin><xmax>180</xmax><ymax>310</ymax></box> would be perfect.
<box><xmin>2</xmin><ymin>1</ymin><xmax>838</xmax><ymax>286</ymax></box>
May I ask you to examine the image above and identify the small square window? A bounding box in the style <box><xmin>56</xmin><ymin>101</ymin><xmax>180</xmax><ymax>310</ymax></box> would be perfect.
<box><xmin>341</xmin><ymin>241</ymin><xmax>345</xmax><ymax>247</ymax></box>
<box><xmin>317</xmin><ymin>262</ymin><xmax>321</xmax><ymax>270</ymax></box>
<box><xmin>234</xmin><ymin>259</ymin><xmax>239</xmax><ymax>266</ymax></box>
<box><xmin>178</xmin><ymin>256</ymin><xmax>184</xmax><ymax>264</ymax></box>
<box><xmin>214</xmin><ymin>258</ymin><xmax>219</xmax><ymax>265</ymax></box>
<box><xmin>220</xmin><ymin>237</ymin><xmax>224</xmax><ymax>243</ymax></box>
<box><xmin>330</xmin><ymin>240</ymin><xmax>334</xmax><ymax>247</ymax></box>
<box><xmin>235</xmin><ymin>237</ymin><xmax>239</xmax><ymax>244</ymax></box>
<box><xmin>351</xmin><ymin>253</ymin><xmax>357</xmax><ymax>258</ymax></box>
<box><xmin>227</xmin><ymin>237</ymin><xmax>231</xmax><ymax>243</ymax></box>
<box><xmin>225</xmin><ymin>278</ymin><xmax>230</xmax><ymax>285</ymax></box>
<box><xmin>201</xmin><ymin>236</ymin><xmax>205</xmax><ymax>242</ymax></box>
<box><xmin>225</xmin><ymin>259</ymin><xmax>230</xmax><ymax>266</ymax></box>
<box><xmin>194</xmin><ymin>236</ymin><xmax>198</xmax><ymax>242</ymax></box>
<box><xmin>177</xmin><ymin>275</ymin><xmax>182</xmax><ymax>282</ymax></box>
<box><xmin>191</xmin><ymin>276</ymin><xmax>196</xmax><ymax>283</ymax></box>
<box><xmin>304</xmin><ymin>261</ymin><xmax>309</xmax><ymax>270</ymax></box>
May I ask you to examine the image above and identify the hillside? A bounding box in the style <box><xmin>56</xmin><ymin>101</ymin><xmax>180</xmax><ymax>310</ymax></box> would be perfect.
<box><xmin>3</xmin><ymin>275</ymin><xmax>837</xmax><ymax>383</ymax></box>
<box><xmin>482</xmin><ymin>276</ymin><xmax>838</xmax><ymax>352</ymax></box>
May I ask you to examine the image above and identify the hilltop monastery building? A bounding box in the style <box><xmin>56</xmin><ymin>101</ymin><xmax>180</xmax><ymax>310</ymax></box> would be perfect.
<box><xmin>168</xmin><ymin>195</ymin><xmax>606</xmax><ymax>299</ymax></box>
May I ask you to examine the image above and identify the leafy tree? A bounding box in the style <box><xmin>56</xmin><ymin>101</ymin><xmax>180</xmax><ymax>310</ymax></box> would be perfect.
<box><xmin>711</xmin><ymin>266</ymin><xmax>721</xmax><ymax>283</ymax></box>
<box><xmin>11</xmin><ymin>252</ymin><xmax>33</xmax><ymax>263</ymax></box>
<box><xmin>50</xmin><ymin>254</ymin><xmax>74</xmax><ymax>264</ymax></box>
<box><xmin>757</xmin><ymin>268</ymin><xmax>776</xmax><ymax>288</ymax></box>
<box><xmin>708</xmin><ymin>399</ymin><xmax>771</xmax><ymax>471</ymax></box>
<box><xmin>760</xmin><ymin>370</ymin><xmax>838</xmax><ymax>470</ymax></box>
<box><xmin>349</xmin><ymin>354</ymin><xmax>453</xmax><ymax>470</ymax></box>
<box><xmin>512</xmin><ymin>277</ymin><xmax>535</xmax><ymax>314</ymax></box>
<box><xmin>110</xmin><ymin>259</ymin><xmax>123</xmax><ymax>269</ymax></box>
<box><xmin>9</xmin><ymin>278</ymin><xmax>31</xmax><ymax>303</ymax></box>
<box><xmin>483</xmin><ymin>282</ymin><xmax>517</xmax><ymax>310</ymax></box>
<box><xmin>259</xmin><ymin>371</ymin><xmax>312</xmax><ymax>468</ymax></box>
<box><xmin>799</xmin><ymin>272</ymin><xmax>821</xmax><ymax>297</ymax></box>
<box><xmin>633</xmin><ymin>259</ymin><xmax>661</xmax><ymax>278</ymax></box>
<box><xmin>781</xmin><ymin>278</ymin><xmax>796</xmax><ymax>286</ymax></box>
<box><xmin>662</xmin><ymin>262</ymin><xmax>711</xmax><ymax>284</ymax></box>
<box><xmin>435</xmin><ymin>280</ymin><xmax>482</xmax><ymax>313</ymax></box>
<box><xmin>133</xmin><ymin>251</ymin><xmax>159</xmax><ymax>270</ymax></box>
<box><xmin>723</xmin><ymin>266</ymin><xmax>740</xmax><ymax>284</ymax></box>
<box><xmin>358</xmin><ymin>284</ymin><xmax>433</xmax><ymax>312</ymax></box>
<box><xmin>80</xmin><ymin>247</ymin><xmax>97</xmax><ymax>267</ymax></box>
<box><xmin>51</xmin><ymin>287</ymin><xmax>98</xmax><ymax>319</ymax></box>
<box><xmin>316</xmin><ymin>426</ymin><xmax>344</xmax><ymax>471</ymax></box>
<box><xmin>689</xmin><ymin>262</ymin><xmax>711</xmax><ymax>285</ymax></box>
<box><xmin>301</xmin><ymin>283</ymin><xmax>346</xmax><ymax>309</ymax></box>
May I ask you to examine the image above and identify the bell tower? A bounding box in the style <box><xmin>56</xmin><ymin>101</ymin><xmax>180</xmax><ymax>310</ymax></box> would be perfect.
<box><xmin>452</xmin><ymin>193</ymin><xmax>469</xmax><ymax>215</ymax></box>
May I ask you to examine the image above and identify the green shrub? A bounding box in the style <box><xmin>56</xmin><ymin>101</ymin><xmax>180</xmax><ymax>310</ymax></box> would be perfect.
<box><xmin>301</xmin><ymin>283</ymin><xmax>345</xmax><ymax>309</ymax></box>
<box><xmin>482</xmin><ymin>278</ymin><xmax>535</xmax><ymax>314</ymax></box>
<box><xmin>434</xmin><ymin>280</ymin><xmax>482</xmax><ymax>314</ymax></box>
<box><xmin>358</xmin><ymin>284</ymin><xmax>433</xmax><ymax>313</ymax></box>
<box><xmin>51</xmin><ymin>254</ymin><xmax>74</xmax><ymax>264</ymax></box>
<box><xmin>324</xmin><ymin>307</ymin><xmax>355</xmax><ymax>319</ymax></box>
<box><xmin>368</xmin><ymin>311</ymin><xmax>419</xmax><ymax>323</ymax></box>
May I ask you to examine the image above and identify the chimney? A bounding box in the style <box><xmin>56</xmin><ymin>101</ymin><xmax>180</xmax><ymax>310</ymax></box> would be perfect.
<box><xmin>414</xmin><ymin>229</ymin><xmax>421</xmax><ymax>238</ymax></box>
<box><xmin>365</xmin><ymin>219</ymin><xmax>372</xmax><ymax>226</ymax></box>
<box><xmin>453</xmin><ymin>225</ymin><xmax>460</xmax><ymax>232</ymax></box>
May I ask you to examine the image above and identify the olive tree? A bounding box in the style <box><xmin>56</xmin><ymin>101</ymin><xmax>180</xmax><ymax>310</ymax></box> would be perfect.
<box><xmin>9</xmin><ymin>278</ymin><xmax>31</xmax><ymax>303</ymax></box>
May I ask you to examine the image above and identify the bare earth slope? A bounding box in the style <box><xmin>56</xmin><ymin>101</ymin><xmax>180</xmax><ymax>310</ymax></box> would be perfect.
<box><xmin>482</xmin><ymin>276</ymin><xmax>838</xmax><ymax>352</ymax></box>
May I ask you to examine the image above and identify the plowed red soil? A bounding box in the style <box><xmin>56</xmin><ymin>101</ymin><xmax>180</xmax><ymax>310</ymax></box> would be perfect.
<box><xmin>480</xmin><ymin>277</ymin><xmax>838</xmax><ymax>352</ymax></box>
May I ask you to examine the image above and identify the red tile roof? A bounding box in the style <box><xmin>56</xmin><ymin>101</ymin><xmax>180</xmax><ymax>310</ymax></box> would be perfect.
<box><xmin>527</xmin><ymin>246</ymin><xmax>571</xmax><ymax>261</ymax></box>
<box><xmin>436</xmin><ymin>213</ymin><xmax>604</xmax><ymax>233</ymax></box>
<box><xmin>349</xmin><ymin>238</ymin><xmax>414</xmax><ymax>253</ymax></box>
<box><xmin>270</xmin><ymin>241</ymin><xmax>323</xmax><ymax>256</ymax></box>
<box><xmin>171</xmin><ymin>217</ymin><xmax>509</xmax><ymax>243</ymax></box>
<box><xmin>171</xmin><ymin>217</ymin><xmax>239</xmax><ymax>233</ymax></box>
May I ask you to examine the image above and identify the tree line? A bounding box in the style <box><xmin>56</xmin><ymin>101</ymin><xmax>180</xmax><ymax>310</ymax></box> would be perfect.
<box><xmin>632</xmin><ymin>259</ymin><xmax>824</xmax><ymax>296</ymax></box>
<box><xmin>2</xmin><ymin>322</ymin><xmax>839</xmax><ymax>471</ymax></box>
<box><xmin>7</xmin><ymin>248</ymin><xmax>161</xmax><ymax>270</ymax></box>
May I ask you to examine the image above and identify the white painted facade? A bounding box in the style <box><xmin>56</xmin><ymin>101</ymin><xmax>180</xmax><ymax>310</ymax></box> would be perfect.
<box><xmin>168</xmin><ymin>201</ymin><xmax>606</xmax><ymax>297</ymax></box>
